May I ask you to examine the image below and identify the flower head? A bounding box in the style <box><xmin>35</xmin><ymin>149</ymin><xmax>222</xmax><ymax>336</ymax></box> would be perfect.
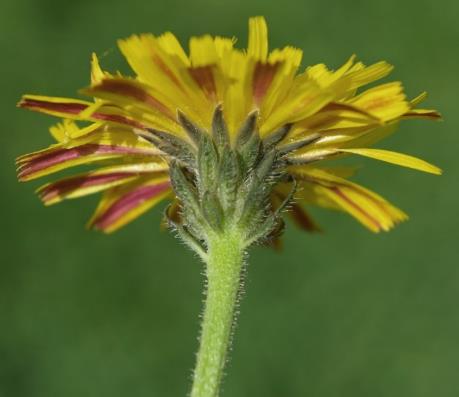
<box><xmin>18</xmin><ymin>16</ymin><xmax>441</xmax><ymax>241</ymax></box>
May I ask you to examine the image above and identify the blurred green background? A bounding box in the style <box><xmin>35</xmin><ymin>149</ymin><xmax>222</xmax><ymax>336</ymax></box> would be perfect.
<box><xmin>1</xmin><ymin>0</ymin><xmax>458</xmax><ymax>396</ymax></box>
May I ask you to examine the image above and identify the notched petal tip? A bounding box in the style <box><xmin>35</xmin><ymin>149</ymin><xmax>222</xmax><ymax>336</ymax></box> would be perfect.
<box><xmin>17</xmin><ymin>94</ymin><xmax>42</xmax><ymax>109</ymax></box>
<box><xmin>16</xmin><ymin>97</ymin><xmax>27</xmax><ymax>108</ymax></box>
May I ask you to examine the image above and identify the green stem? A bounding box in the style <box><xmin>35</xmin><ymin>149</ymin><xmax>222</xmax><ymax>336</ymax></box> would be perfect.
<box><xmin>190</xmin><ymin>229</ymin><xmax>246</xmax><ymax>397</ymax></box>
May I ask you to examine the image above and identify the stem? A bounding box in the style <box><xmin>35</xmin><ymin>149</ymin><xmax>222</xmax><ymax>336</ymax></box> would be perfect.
<box><xmin>190</xmin><ymin>229</ymin><xmax>246</xmax><ymax>397</ymax></box>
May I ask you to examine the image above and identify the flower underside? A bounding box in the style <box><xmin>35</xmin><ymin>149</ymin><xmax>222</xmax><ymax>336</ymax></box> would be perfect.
<box><xmin>162</xmin><ymin>106</ymin><xmax>301</xmax><ymax>256</ymax></box>
<box><xmin>17</xmin><ymin>16</ymin><xmax>441</xmax><ymax>239</ymax></box>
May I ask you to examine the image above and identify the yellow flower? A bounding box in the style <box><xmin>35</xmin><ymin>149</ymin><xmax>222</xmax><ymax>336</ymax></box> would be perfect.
<box><xmin>17</xmin><ymin>16</ymin><xmax>441</xmax><ymax>234</ymax></box>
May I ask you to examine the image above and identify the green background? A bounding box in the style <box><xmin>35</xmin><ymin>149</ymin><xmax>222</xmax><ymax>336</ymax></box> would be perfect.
<box><xmin>1</xmin><ymin>0</ymin><xmax>457</xmax><ymax>396</ymax></box>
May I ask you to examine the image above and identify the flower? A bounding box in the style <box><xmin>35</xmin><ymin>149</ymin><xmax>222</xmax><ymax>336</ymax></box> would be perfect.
<box><xmin>17</xmin><ymin>16</ymin><xmax>441</xmax><ymax>236</ymax></box>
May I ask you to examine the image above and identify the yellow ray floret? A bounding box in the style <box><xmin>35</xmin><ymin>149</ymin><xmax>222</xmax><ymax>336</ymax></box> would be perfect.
<box><xmin>338</xmin><ymin>148</ymin><xmax>442</xmax><ymax>174</ymax></box>
<box><xmin>248</xmin><ymin>16</ymin><xmax>269</xmax><ymax>62</ymax></box>
<box><xmin>88</xmin><ymin>175</ymin><xmax>172</xmax><ymax>233</ymax></box>
<box><xmin>291</xmin><ymin>167</ymin><xmax>408</xmax><ymax>232</ymax></box>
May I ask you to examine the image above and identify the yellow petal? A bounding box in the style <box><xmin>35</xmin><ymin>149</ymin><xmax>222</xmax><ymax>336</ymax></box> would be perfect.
<box><xmin>81</xmin><ymin>77</ymin><xmax>184</xmax><ymax>134</ymax></box>
<box><xmin>18</xmin><ymin>94</ymin><xmax>93</xmax><ymax>118</ymax></box>
<box><xmin>19</xmin><ymin>94</ymin><xmax>147</xmax><ymax>129</ymax></box>
<box><xmin>222</xmin><ymin>49</ymin><xmax>251</xmax><ymax>136</ymax></box>
<box><xmin>402</xmin><ymin>108</ymin><xmax>442</xmax><ymax>121</ymax></box>
<box><xmin>117</xmin><ymin>33</ymin><xmax>212</xmax><ymax>126</ymax></box>
<box><xmin>339</xmin><ymin>148</ymin><xmax>442</xmax><ymax>175</ymax></box>
<box><xmin>346</xmin><ymin>61</ymin><xmax>394</xmax><ymax>90</ymax></box>
<box><xmin>293</xmin><ymin>102</ymin><xmax>380</xmax><ymax>135</ymax></box>
<box><xmin>410</xmin><ymin>91</ymin><xmax>427</xmax><ymax>106</ymax></box>
<box><xmin>88</xmin><ymin>176</ymin><xmax>172</xmax><ymax>233</ymax></box>
<box><xmin>260</xmin><ymin>80</ymin><xmax>334</xmax><ymax>134</ymax></box>
<box><xmin>37</xmin><ymin>162</ymin><xmax>169</xmax><ymax>205</ymax></box>
<box><xmin>49</xmin><ymin>119</ymin><xmax>79</xmax><ymax>142</ymax></box>
<box><xmin>290</xmin><ymin>167</ymin><xmax>408</xmax><ymax>232</ymax></box>
<box><xmin>189</xmin><ymin>35</ymin><xmax>219</xmax><ymax>67</ymax></box>
<box><xmin>259</xmin><ymin>47</ymin><xmax>303</xmax><ymax>117</ymax></box>
<box><xmin>305</xmin><ymin>55</ymin><xmax>355</xmax><ymax>91</ymax></box>
<box><xmin>90</xmin><ymin>53</ymin><xmax>107</xmax><ymax>85</ymax></box>
<box><xmin>248</xmin><ymin>16</ymin><xmax>268</xmax><ymax>62</ymax></box>
<box><xmin>349</xmin><ymin>82</ymin><xmax>409</xmax><ymax>121</ymax></box>
<box><xmin>157</xmin><ymin>32</ymin><xmax>190</xmax><ymax>66</ymax></box>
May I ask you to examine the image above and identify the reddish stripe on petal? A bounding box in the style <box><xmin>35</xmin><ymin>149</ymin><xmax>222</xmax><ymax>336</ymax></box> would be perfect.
<box><xmin>20</xmin><ymin>98</ymin><xmax>145</xmax><ymax>128</ymax></box>
<box><xmin>91</xmin><ymin>80</ymin><xmax>174</xmax><ymax>118</ymax></box>
<box><xmin>189</xmin><ymin>66</ymin><xmax>217</xmax><ymax>100</ymax></box>
<box><xmin>289</xmin><ymin>203</ymin><xmax>321</xmax><ymax>232</ymax></box>
<box><xmin>39</xmin><ymin>172</ymin><xmax>136</xmax><ymax>202</ymax></box>
<box><xmin>18</xmin><ymin>144</ymin><xmax>153</xmax><ymax>180</ymax></box>
<box><xmin>320</xmin><ymin>102</ymin><xmax>380</xmax><ymax>119</ymax></box>
<box><xmin>93</xmin><ymin>182</ymin><xmax>170</xmax><ymax>230</ymax></box>
<box><xmin>403</xmin><ymin>110</ymin><xmax>442</xmax><ymax>120</ymax></box>
<box><xmin>331</xmin><ymin>186</ymin><xmax>382</xmax><ymax>231</ymax></box>
<box><xmin>20</xmin><ymin>98</ymin><xmax>87</xmax><ymax>114</ymax></box>
<box><xmin>91</xmin><ymin>111</ymin><xmax>145</xmax><ymax>128</ymax></box>
<box><xmin>274</xmin><ymin>189</ymin><xmax>321</xmax><ymax>233</ymax></box>
<box><xmin>253</xmin><ymin>62</ymin><xmax>279</xmax><ymax>104</ymax></box>
<box><xmin>153</xmin><ymin>54</ymin><xmax>186</xmax><ymax>92</ymax></box>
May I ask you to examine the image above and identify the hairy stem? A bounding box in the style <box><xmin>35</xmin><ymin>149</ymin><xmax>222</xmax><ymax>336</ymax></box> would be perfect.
<box><xmin>190</xmin><ymin>229</ymin><xmax>246</xmax><ymax>397</ymax></box>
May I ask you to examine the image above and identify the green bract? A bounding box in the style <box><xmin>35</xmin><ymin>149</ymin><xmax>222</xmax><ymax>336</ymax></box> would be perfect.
<box><xmin>152</xmin><ymin>106</ymin><xmax>297</xmax><ymax>258</ymax></box>
<box><xmin>150</xmin><ymin>106</ymin><xmax>298</xmax><ymax>256</ymax></box>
